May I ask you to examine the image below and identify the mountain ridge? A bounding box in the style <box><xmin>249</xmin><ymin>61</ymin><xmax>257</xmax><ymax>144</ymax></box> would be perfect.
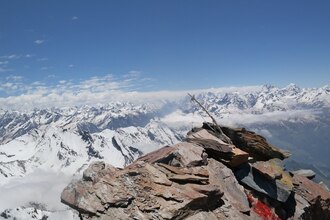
<box><xmin>0</xmin><ymin>84</ymin><xmax>329</xmax><ymax>219</ymax></box>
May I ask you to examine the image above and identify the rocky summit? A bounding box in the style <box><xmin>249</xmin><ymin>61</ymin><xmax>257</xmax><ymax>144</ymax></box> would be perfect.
<box><xmin>61</xmin><ymin>122</ymin><xmax>330</xmax><ymax>220</ymax></box>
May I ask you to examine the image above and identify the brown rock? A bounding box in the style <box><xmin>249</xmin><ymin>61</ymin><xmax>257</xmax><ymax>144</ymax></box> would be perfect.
<box><xmin>137</xmin><ymin>142</ymin><xmax>207</xmax><ymax>167</ymax></box>
<box><xmin>61</xmin><ymin>159</ymin><xmax>224</xmax><ymax>219</ymax></box>
<box><xmin>62</xmin><ymin>122</ymin><xmax>323</xmax><ymax>220</ymax></box>
<box><xmin>229</xmin><ymin>147</ymin><xmax>250</xmax><ymax>167</ymax></box>
<box><xmin>156</xmin><ymin>163</ymin><xmax>209</xmax><ymax>177</ymax></box>
<box><xmin>207</xmin><ymin>158</ymin><xmax>250</xmax><ymax>213</ymax></box>
<box><xmin>186</xmin><ymin>129</ymin><xmax>249</xmax><ymax>167</ymax></box>
<box><xmin>253</xmin><ymin>159</ymin><xmax>293</xmax><ymax>189</ymax></box>
<box><xmin>221</xmin><ymin>126</ymin><xmax>290</xmax><ymax>161</ymax></box>
<box><xmin>293</xmin><ymin>174</ymin><xmax>330</xmax><ymax>202</ymax></box>
<box><xmin>293</xmin><ymin>174</ymin><xmax>330</xmax><ymax>219</ymax></box>
<box><xmin>168</xmin><ymin>174</ymin><xmax>209</xmax><ymax>184</ymax></box>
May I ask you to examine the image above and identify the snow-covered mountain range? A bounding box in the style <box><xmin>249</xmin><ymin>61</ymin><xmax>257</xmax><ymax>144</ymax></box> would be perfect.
<box><xmin>0</xmin><ymin>84</ymin><xmax>329</xmax><ymax>219</ymax></box>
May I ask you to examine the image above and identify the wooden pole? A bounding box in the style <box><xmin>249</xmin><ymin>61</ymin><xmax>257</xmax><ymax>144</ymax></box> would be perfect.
<box><xmin>188</xmin><ymin>93</ymin><xmax>232</xmax><ymax>144</ymax></box>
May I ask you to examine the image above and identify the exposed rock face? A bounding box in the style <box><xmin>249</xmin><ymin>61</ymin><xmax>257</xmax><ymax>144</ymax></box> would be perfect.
<box><xmin>61</xmin><ymin>123</ymin><xmax>329</xmax><ymax>220</ymax></box>
<box><xmin>61</xmin><ymin>143</ymin><xmax>225</xmax><ymax>219</ymax></box>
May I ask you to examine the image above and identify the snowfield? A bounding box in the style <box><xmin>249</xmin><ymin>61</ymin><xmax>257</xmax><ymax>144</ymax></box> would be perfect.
<box><xmin>0</xmin><ymin>84</ymin><xmax>329</xmax><ymax>219</ymax></box>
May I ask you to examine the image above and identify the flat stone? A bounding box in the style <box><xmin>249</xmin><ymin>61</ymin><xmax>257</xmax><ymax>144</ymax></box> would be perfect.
<box><xmin>186</xmin><ymin>129</ymin><xmax>249</xmax><ymax>167</ymax></box>
<box><xmin>235</xmin><ymin>163</ymin><xmax>292</xmax><ymax>203</ymax></box>
<box><xmin>186</xmin><ymin>129</ymin><xmax>234</xmax><ymax>153</ymax></box>
<box><xmin>253</xmin><ymin>159</ymin><xmax>293</xmax><ymax>189</ymax></box>
<box><xmin>137</xmin><ymin>142</ymin><xmax>207</xmax><ymax>168</ymax></box>
<box><xmin>228</xmin><ymin>147</ymin><xmax>249</xmax><ymax>167</ymax></box>
<box><xmin>291</xmin><ymin>169</ymin><xmax>316</xmax><ymax>179</ymax></box>
<box><xmin>157</xmin><ymin>163</ymin><xmax>209</xmax><ymax>177</ymax></box>
<box><xmin>168</xmin><ymin>174</ymin><xmax>209</xmax><ymax>184</ymax></box>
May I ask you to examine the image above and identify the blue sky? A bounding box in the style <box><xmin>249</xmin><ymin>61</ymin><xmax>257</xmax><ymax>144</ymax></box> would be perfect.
<box><xmin>0</xmin><ymin>0</ymin><xmax>329</xmax><ymax>99</ymax></box>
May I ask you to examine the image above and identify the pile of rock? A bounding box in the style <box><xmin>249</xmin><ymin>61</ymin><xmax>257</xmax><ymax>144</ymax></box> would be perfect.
<box><xmin>61</xmin><ymin>122</ymin><xmax>330</xmax><ymax>219</ymax></box>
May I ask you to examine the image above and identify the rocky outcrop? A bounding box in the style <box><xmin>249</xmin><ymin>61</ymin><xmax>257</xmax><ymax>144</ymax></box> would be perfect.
<box><xmin>61</xmin><ymin>123</ymin><xmax>329</xmax><ymax>220</ymax></box>
<box><xmin>186</xmin><ymin>129</ymin><xmax>249</xmax><ymax>167</ymax></box>
<box><xmin>221</xmin><ymin>125</ymin><xmax>290</xmax><ymax>161</ymax></box>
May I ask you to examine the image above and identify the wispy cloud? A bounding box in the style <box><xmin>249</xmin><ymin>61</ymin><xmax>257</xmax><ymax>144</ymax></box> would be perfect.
<box><xmin>6</xmin><ymin>75</ymin><xmax>23</xmax><ymax>81</ymax></box>
<box><xmin>1</xmin><ymin>54</ymin><xmax>34</xmax><ymax>60</ymax></box>
<box><xmin>37</xmin><ymin>57</ymin><xmax>48</xmax><ymax>62</ymax></box>
<box><xmin>0</xmin><ymin>54</ymin><xmax>20</xmax><ymax>60</ymax></box>
<box><xmin>25</xmin><ymin>54</ymin><xmax>35</xmax><ymax>58</ymax></box>
<box><xmin>68</xmin><ymin>64</ymin><xmax>74</xmax><ymax>68</ymax></box>
<box><xmin>0</xmin><ymin>67</ymin><xmax>13</xmax><ymax>73</ymax></box>
<box><xmin>34</xmin><ymin>39</ymin><xmax>45</xmax><ymax>44</ymax></box>
<box><xmin>160</xmin><ymin>109</ymin><xmax>319</xmax><ymax>133</ymax></box>
<box><xmin>40</xmin><ymin>66</ymin><xmax>49</xmax><ymax>71</ymax></box>
<box><xmin>0</xmin><ymin>61</ymin><xmax>9</xmax><ymax>65</ymax></box>
<box><xmin>0</xmin><ymin>72</ymin><xmax>154</xmax><ymax>110</ymax></box>
<box><xmin>71</xmin><ymin>16</ymin><xmax>78</xmax><ymax>20</ymax></box>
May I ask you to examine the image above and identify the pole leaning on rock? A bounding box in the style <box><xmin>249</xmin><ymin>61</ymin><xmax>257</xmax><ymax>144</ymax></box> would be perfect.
<box><xmin>188</xmin><ymin>93</ymin><xmax>232</xmax><ymax>144</ymax></box>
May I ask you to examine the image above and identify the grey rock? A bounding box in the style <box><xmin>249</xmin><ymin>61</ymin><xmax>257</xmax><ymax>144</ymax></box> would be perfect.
<box><xmin>235</xmin><ymin>163</ymin><xmax>292</xmax><ymax>203</ymax></box>
<box><xmin>291</xmin><ymin>169</ymin><xmax>316</xmax><ymax>179</ymax></box>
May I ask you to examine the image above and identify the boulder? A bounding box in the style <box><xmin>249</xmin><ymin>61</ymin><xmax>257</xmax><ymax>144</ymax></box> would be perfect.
<box><xmin>61</xmin><ymin>159</ymin><xmax>224</xmax><ymax>219</ymax></box>
<box><xmin>221</xmin><ymin>126</ymin><xmax>290</xmax><ymax>161</ymax></box>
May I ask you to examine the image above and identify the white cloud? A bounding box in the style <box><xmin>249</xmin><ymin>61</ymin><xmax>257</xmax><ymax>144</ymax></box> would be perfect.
<box><xmin>68</xmin><ymin>64</ymin><xmax>74</xmax><ymax>68</ymax></box>
<box><xmin>0</xmin><ymin>61</ymin><xmax>9</xmax><ymax>65</ymax></box>
<box><xmin>0</xmin><ymin>72</ymin><xmax>156</xmax><ymax>109</ymax></box>
<box><xmin>219</xmin><ymin>110</ymin><xmax>319</xmax><ymax>127</ymax></box>
<box><xmin>6</xmin><ymin>75</ymin><xmax>23</xmax><ymax>81</ymax></box>
<box><xmin>0</xmin><ymin>54</ymin><xmax>20</xmax><ymax>59</ymax></box>
<box><xmin>123</xmin><ymin>70</ymin><xmax>140</xmax><ymax>78</ymax></box>
<box><xmin>0</xmin><ymin>169</ymin><xmax>74</xmax><ymax>211</ymax></box>
<box><xmin>25</xmin><ymin>54</ymin><xmax>35</xmax><ymax>58</ymax></box>
<box><xmin>34</xmin><ymin>39</ymin><xmax>45</xmax><ymax>44</ymax></box>
<box><xmin>0</xmin><ymin>76</ymin><xmax>24</xmax><ymax>92</ymax></box>
<box><xmin>159</xmin><ymin>108</ymin><xmax>318</xmax><ymax>136</ymax></box>
<box><xmin>71</xmin><ymin>16</ymin><xmax>78</xmax><ymax>20</ymax></box>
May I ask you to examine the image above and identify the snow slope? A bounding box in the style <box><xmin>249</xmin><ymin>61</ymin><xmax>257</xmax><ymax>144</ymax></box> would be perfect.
<box><xmin>0</xmin><ymin>84</ymin><xmax>329</xmax><ymax>219</ymax></box>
